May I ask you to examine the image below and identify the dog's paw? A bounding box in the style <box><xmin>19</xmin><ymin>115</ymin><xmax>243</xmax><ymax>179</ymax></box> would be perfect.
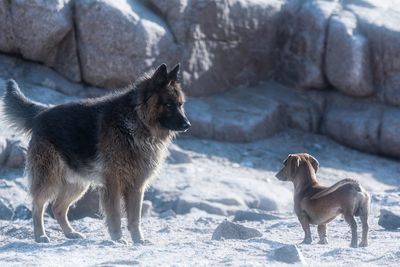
<box><xmin>35</xmin><ymin>235</ymin><xmax>50</xmax><ymax>243</ymax></box>
<box><xmin>318</xmin><ymin>238</ymin><xmax>328</xmax><ymax>245</ymax></box>
<box><xmin>359</xmin><ymin>241</ymin><xmax>368</xmax><ymax>247</ymax></box>
<box><xmin>66</xmin><ymin>231</ymin><xmax>85</xmax><ymax>239</ymax></box>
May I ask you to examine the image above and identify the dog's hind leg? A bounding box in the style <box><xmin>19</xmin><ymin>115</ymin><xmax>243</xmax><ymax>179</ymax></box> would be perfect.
<box><xmin>52</xmin><ymin>182</ymin><xmax>90</xmax><ymax>239</ymax></box>
<box><xmin>317</xmin><ymin>225</ymin><xmax>328</xmax><ymax>244</ymax></box>
<box><xmin>344</xmin><ymin>213</ymin><xmax>358</xmax><ymax>248</ymax></box>
<box><xmin>100</xmin><ymin>178</ymin><xmax>125</xmax><ymax>243</ymax></box>
<box><xmin>28</xmin><ymin>138</ymin><xmax>60</xmax><ymax>243</ymax></box>
<box><xmin>359</xmin><ymin>197</ymin><xmax>370</xmax><ymax>247</ymax></box>
<box><xmin>123</xmin><ymin>184</ymin><xmax>146</xmax><ymax>244</ymax></box>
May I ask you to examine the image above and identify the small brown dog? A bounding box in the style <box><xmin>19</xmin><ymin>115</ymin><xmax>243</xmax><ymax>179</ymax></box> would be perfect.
<box><xmin>275</xmin><ymin>153</ymin><xmax>370</xmax><ymax>248</ymax></box>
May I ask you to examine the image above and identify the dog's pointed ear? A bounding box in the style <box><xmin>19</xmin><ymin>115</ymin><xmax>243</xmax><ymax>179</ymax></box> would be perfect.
<box><xmin>309</xmin><ymin>155</ymin><xmax>319</xmax><ymax>173</ymax></box>
<box><xmin>168</xmin><ymin>63</ymin><xmax>180</xmax><ymax>81</ymax></box>
<box><xmin>152</xmin><ymin>64</ymin><xmax>168</xmax><ymax>87</ymax></box>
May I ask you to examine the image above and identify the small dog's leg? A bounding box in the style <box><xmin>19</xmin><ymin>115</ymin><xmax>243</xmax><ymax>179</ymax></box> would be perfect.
<box><xmin>100</xmin><ymin>181</ymin><xmax>125</xmax><ymax>244</ymax></box>
<box><xmin>317</xmin><ymin>225</ymin><xmax>328</xmax><ymax>244</ymax></box>
<box><xmin>344</xmin><ymin>214</ymin><xmax>358</xmax><ymax>248</ymax></box>
<box><xmin>124</xmin><ymin>185</ymin><xmax>147</xmax><ymax>244</ymax></box>
<box><xmin>359</xmin><ymin>209</ymin><xmax>369</xmax><ymax>247</ymax></box>
<box><xmin>298</xmin><ymin>213</ymin><xmax>312</xmax><ymax>244</ymax></box>
<box><xmin>52</xmin><ymin>183</ymin><xmax>89</xmax><ymax>239</ymax></box>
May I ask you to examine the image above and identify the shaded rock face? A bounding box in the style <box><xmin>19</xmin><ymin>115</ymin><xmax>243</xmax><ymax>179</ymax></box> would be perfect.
<box><xmin>276</xmin><ymin>0</ymin><xmax>337</xmax><ymax>89</ymax></box>
<box><xmin>378</xmin><ymin>209</ymin><xmax>400</xmax><ymax>230</ymax></box>
<box><xmin>211</xmin><ymin>220</ymin><xmax>262</xmax><ymax>240</ymax></box>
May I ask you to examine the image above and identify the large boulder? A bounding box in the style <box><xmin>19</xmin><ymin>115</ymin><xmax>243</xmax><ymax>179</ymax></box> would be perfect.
<box><xmin>325</xmin><ymin>11</ymin><xmax>373</xmax><ymax>97</ymax></box>
<box><xmin>149</xmin><ymin>0</ymin><xmax>284</xmax><ymax>96</ymax></box>
<box><xmin>2</xmin><ymin>0</ymin><xmax>81</xmax><ymax>82</ymax></box>
<box><xmin>75</xmin><ymin>0</ymin><xmax>177</xmax><ymax>88</ymax></box>
<box><xmin>379</xmin><ymin>108</ymin><xmax>400</xmax><ymax>157</ymax></box>
<box><xmin>348</xmin><ymin>2</ymin><xmax>400</xmax><ymax>105</ymax></box>
<box><xmin>276</xmin><ymin>0</ymin><xmax>337</xmax><ymax>89</ymax></box>
<box><xmin>322</xmin><ymin>100</ymin><xmax>382</xmax><ymax>153</ymax></box>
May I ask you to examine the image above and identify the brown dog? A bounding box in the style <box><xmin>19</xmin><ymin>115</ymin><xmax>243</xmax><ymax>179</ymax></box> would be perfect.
<box><xmin>275</xmin><ymin>153</ymin><xmax>370</xmax><ymax>248</ymax></box>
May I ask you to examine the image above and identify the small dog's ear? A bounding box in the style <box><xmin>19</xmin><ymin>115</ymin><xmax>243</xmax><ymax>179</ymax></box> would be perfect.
<box><xmin>168</xmin><ymin>63</ymin><xmax>180</xmax><ymax>81</ymax></box>
<box><xmin>288</xmin><ymin>154</ymin><xmax>300</xmax><ymax>168</ymax></box>
<box><xmin>309</xmin><ymin>155</ymin><xmax>319</xmax><ymax>173</ymax></box>
<box><xmin>152</xmin><ymin>64</ymin><xmax>168</xmax><ymax>87</ymax></box>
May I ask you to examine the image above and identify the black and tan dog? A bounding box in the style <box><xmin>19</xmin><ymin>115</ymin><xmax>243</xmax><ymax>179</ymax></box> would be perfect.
<box><xmin>275</xmin><ymin>153</ymin><xmax>370</xmax><ymax>248</ymax></box>
<box><xmin>2</xmin><ymin>64</ymin><xmax>190</xmax><ymax>244</ymax></box>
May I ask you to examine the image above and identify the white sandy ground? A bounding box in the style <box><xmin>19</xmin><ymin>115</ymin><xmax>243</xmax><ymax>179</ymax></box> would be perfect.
<box><xmin>0</xmin><ymin>80</ymin><xmax>400</xmax><ymax>266</ymax></box>
<box><xmin>1</xmin><ymin>129</ymin><xmax>400</xmax><ymax>266</ymax></box>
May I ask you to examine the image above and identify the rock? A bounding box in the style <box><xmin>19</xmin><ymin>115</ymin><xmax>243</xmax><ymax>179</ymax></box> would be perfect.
<box><xmin>4</xmin><ymin>140</ymin><xmax>26</xmax><ymax>169</ymax></box>
<box><xmin>75</xmin><ymin>0</ymin><xmax>177</xmax><ymax>88</ymax></box>
<box><xmin>348</xmin><ymin>3</ymin><xmax>400</xmax><ymax>105</ymax></box>
<box><xmin>167</xmin><ymin>144</ymin><xmax>191</xmax><ymax>164</ymax></box>
<box><xmin>276</xmin><ymin>0</ymin><xmax>337</xmax><ymax>88</ymax></box>
<box><xmin>325</xmin><ymin>11</ymin><xmax>373</xmax><ymax>97</ymax></box>
<box><xmin>142</xmin><ymin>200</ymin><xmax>152</xmax><ymax>218</ymax></box>
<box><xmin>8</xmin><ymin>0</ymin><xmax>80</xmax><ymax>82</ymax></box>
<box><xmin>159</xmin><ymin>209</ymin><xmax>176</xmax><ymax>219</ymax></box>
<box><xmin>186</xmin><ymin>84</ymin><xmax>284</xmax><ymax>142</ymax></box>
<box><xmin>211</xmin><ymin>220</ymin><xmax>262</xmax><ymax>241</ymax></box>
<box><xmin>174</xmin><ymin>197</ymin><xmax>227</xmax><ymax>216</ymax></box>
<box><xmin>322</xmin><ymin>103</ymin><xmax>382</xmax><ymax>153</ymax></box>
<box><xmin>12</xmin><ymin>205</ymin><xmax>32</xmax><ymax>220</ymax></box>
<box><xmin>273</xmin><ymin>244</ymin><xmax>306</xmax><ymax>264</ymax></box>
<box><xmin>0</xmin><ymin>139</ymin><xmax>26</xmax><ymax>169</ymax></box>
<box><xmin>379</xmin><ymin>108</ymin><xmax>400</xmax><ymax>157</ymax></box>
<box><xmin>0</xmin><ymin>199</ymin><xmax>14</xmax><ymax>220</ymax></box>
<box><xmin>68</xmin><ymin>190</ymin><xmax>101</xmax><ymax>220</ymax></box>
<box><xmin>378</xmin><ymin>209</ymin><xmax>400</xmax><ymax>230</ymax></box>
<box><xmin>233</xmin><ymin>210</ymin><xmax>281</xmax><ymax>222</ymax></box>
<box><xmin>149</xmin><ymin>0</ymin><xmax>283</xmax><ymax>96</ymax></box>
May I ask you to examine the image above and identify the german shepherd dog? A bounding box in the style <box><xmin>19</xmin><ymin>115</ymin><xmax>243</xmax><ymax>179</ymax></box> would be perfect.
<box><xmin>2</xmin><ymin>64</ymin><xmax>190</xmax><ymax>244</ymax></box>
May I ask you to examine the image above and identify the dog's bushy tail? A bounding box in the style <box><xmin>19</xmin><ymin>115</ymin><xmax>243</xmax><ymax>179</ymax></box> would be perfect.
<box><xmin>310</xmin><ymin>178</ymin><xmax>360</xmax><ymax>200</ymax></box>
<box><xmin>2</xmin><ymin>79</ymin><xmax>47</xmax><ymax>133</ymax></box>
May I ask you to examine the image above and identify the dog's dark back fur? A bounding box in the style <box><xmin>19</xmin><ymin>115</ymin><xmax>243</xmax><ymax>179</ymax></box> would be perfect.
<box><xmin>2</xmin><ymin>64</ymin><xmax>190</xmax><ymax>244</ymax></box>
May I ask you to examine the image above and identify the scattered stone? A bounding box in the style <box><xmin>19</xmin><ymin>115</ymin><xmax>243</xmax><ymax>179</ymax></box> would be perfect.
<box><xmin>12</xmin><ymin>205</ymin><xmax>32</xmax><ymax>220</ymax></box>
<box><xmin>159</xmin><ymin>209</ymin><xmax>176</xmax><ymax>219</ymax></box>
<box><xmin>0</xmin><ymin>199</ymin><xmax>14</xmax><ymax>220</ymax></box>
<box><xmin>273</xmin><ymin>244</ymin><xmax>306</xmax><ymax>264</ymax></box>
<box><xmin>167</xmin><ymin>144</ymin><xmax>192</xmax><ymax>164</ymax></box>
<box><xmin>211</xmin><ymin>220</ymin><xmax>262</xmax><ymax>241</ymax></box>
<box><xmin>233</xmin><ymin>210</ymin><xmax>281</xmax><ymax>222</ymax></box>
<box><xmin>378</xmin><ymin>209</ymin><xmax>400</xmax><ymax>230</ymax></box>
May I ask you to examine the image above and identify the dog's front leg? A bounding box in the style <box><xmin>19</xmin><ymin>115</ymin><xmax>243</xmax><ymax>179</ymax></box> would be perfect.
<box><xmin>298</xmin><ymin>213</ymin><xmax>312</xmax><ymax>244</ymax></box>
<box><xmin>124</xmin><ymin>185</ymin><xmax>146</xmax><ymax>244</ymax></box>
<box><xmin>100</xmin><ymin>180</ymin><xmax>125</xmax><ymax>244</ymax></box>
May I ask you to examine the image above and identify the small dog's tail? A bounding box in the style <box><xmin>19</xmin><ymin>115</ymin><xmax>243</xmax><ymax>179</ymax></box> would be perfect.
<box><xmin>2</xmin><ymin>79</ymin><xmax>47</xmax><ymax>133</ymax></box>
<box><xmin>310</xmin><ymin>178</ymin><xmax>360</xmax><ymax>200</ymax></box>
